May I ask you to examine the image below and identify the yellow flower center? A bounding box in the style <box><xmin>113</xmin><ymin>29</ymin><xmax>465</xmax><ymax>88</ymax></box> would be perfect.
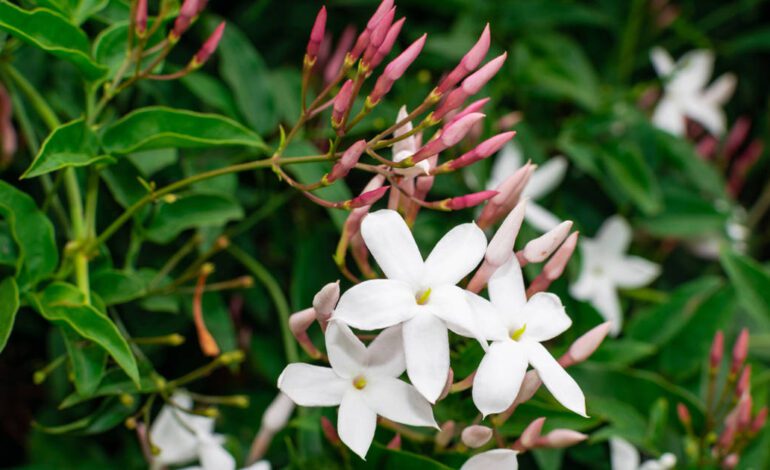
<box><xmin>510</xmin><ymin>324</ymin><xmax>527</xmax><ymax>341</ymax></box>
<box><xmin>416</xmin><ymin>288</ymin><xmax>432</xmax><ymax>305</ymax></box>
<box><xmin>352</xmin><ymin>375</ymin><xmax>367</xmax><ymax>390</ymax></box>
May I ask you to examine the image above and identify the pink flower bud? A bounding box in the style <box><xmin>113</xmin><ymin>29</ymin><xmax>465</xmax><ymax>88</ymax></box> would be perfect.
<box><xmin>542</xmin><ymin>231</ymin><xmax>579</xmax><ymax>281</ymax></box>
<box><xmin>446</xmin><ymin>98</ymin><xmax>491</xmax><ymax>126</ymax></box>
<box><xmin>367</xmin><ymin>0</ymin><xmax>395</xmax><ymax>30</ymax></box>
<box><xmin>325</xmin><ymin>26</ymin><xmax>356</xmax><ymax>83</ymax></box>
<box><xmin>411</xmin><ymin>112</ymin><xmax>485</xmax><ymax>163</ymax></box>
<box><xmin>477</xmin><ymin>163</ymin><xmax>535</xmax><ymax>229</ymax></box>
<box><xmin>368</xmin><ymin>34</ymin><xmax>426</xmax><ymax>104</ymax></box>
<box><xmin>539</xmin><ymin>429</ymin><xmax>588</xmax><ymax>448</ymax></box>
<box><xmin>446</xmin><ymin>131</ymin><xmax>516</xmax><ymax>171</ymax></box>
<box><xmin>444</xmin><ymin>190</ymin><xmax>497</xmax><ymax>210</ymax></box>
<box><xmin>0</xmin><ymin>82</ymin><xmax>17</xmax><ymax>166</ymax></box>
<box><xmin>193</xmin><ymin>22</ymin><xmax>226</xmax><ymax>66</ymax></box>
<box><xmin>514</xmin><ymin>370</ymin><xmax>542</xmax><ymax>406</ymax></box>
<box><xmin>522</xmin><ymin>221</ymin><xmax>573</xmax><ymax>263</ymax></box>
<box><xmin>731</xmin><ymin>328</ymin><xmax>749</xmax><ymax>374</ymax></box>
<box><xmin>332</xmin><ymin>79</ymin><xmax>355</xmax><ymax>128</ymax></box>
<box><xmin>677</xmin><ymin>403</ymin><xmax>691</xmax><ymax>427</ymax></box>
<box><xmin>362</xmin><ymin>7</ymin><xmax>395</xmax><ymax>66</ymax></box>
<box><xmin>306</xmin><ymin>6</ymin><xmax>327</xmax><ymax>61</ymax></box>
<box><xmin>344</xmin><ymin>186</ymin><xmax>389</xmax><ymax>209</ymax></box>
<box><xmin>486</xmin><ymin>199</ymin><xmax>528</xmax><ymax>266</ymax></box>
<box><xmin>368</xmin><ymin>17</ymin><xmax>405</xmax><ymax>69</ymax></box>
<box><xmin>722</xmin><ymin>454</ymin><xmax>739</xmax><ymax>470</ymax></box>
<box><xmin>433</xmin><ymin>87</ymin><xmax>470</xmax><ymax>121</ymax></box>
<box><xmin>325</xmin><ymin>140</ymin><xmax>366</xmax><ymax>183</ymax></box>
<box><xmin>438</xmin><ymin>24</ymin><xmax>491</xmax><ymax>93</ymax></box>
<box><xmin>135</xmin><ymin>0</ymin><xmax>148</xmax><ymax>35</ymax></box>
<box><xmin>738</xmin><ymin>394</ymin><xmax>753</xmax><ymax>429</ymax></box>
<box><xmin>710</xmin><ymin>330</ymin><xmax>724</xmax><ymax>370</ymax></box>
<box><xmin>387</xmin><ymin>434</ymin><xmax>402</xmax><ymax>450</ymax></box>
<box><xmin>736</xmin><ymin>364</ymin><xmax>751</xmax><ymax>397</ymax></box>
<box><xmin>289</xmin><ymin>307</ymin><xmax>321</xmax><ymax>358</ymax></box>
<box><xmin>261</xmin><ymin>393</ymin><xmax>295</xmax><ymax>433</ymax></box>
<box><xmin>439</xmin><ymin>368</ymin><xmax>454</xmax><ymax>401</ymax></box>
<box><xmin>321</xmin><ymin>416</ymin><xmax>341</xmax><ymax>445</ymax></box>
<box><xmin>463</xmin><ymin>53</ymin><xmax>507</xmax><ymax>95</ymax></box>
<box><xmin>519</xmin><ymin>417</ymin><xmax>546</xmax><ymax>449</ymax></box>
<box><xmin>718</xmin><ymin>421</ymin><xmax>736</xmax><ymax>450</ymax></box>
<box><xmin>565</xmin><ymin>321</ymin><xmax>611</xmax><ymax>365</ymax></box>
<box><xmin>751</xmin><ymin>407</ymin><xmax>767</xmax><ymax>433</ymax></box>
<box><xmin>724</xmin><ymin>117</ymin><xmax>752</xmax><ymax>161</ymax></box>
<box><xmin>312</xmin><ymin>281</ymin><xmax>340</xmax><ymax>328</ymax></box>
<box><xmin>349</xmin><ymin>0</ymin><xmax>394</xmax><ymax>61</ymax></box>
<box><xmin>435</xmin><ymin>420</ymin><xmax>455</xmax><ymax>448</ymax></box>
<box><xmin>461</xmin><ymin>425</ymin><xmax>493</xmax><ymax>448</ymax></box>
<box><xmin>172</xmin><ymin>0</ymin><xmax>200</xmax><ymax>38</ymax></box>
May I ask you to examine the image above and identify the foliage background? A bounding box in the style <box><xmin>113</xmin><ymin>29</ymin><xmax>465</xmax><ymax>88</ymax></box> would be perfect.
<box><xmin>1</xmin><ymin>0</ymin><xmax>770</xmax><ymax>468</ymax></box>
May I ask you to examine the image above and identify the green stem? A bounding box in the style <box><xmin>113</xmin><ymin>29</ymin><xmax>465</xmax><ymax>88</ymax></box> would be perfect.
<box><xmin>226</xmin><ymin>244</ymin><xmax>298</xmax><ymax>363</ymax></box>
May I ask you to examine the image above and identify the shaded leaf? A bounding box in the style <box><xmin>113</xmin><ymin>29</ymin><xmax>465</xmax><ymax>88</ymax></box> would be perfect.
<box><xmin>145</xmin><ymin>193</ymin><xmax>244</xmax><ymax>244</ymax></box>
<box><xmin>91</xmin><ymin>269</ymin><xmax>147</xmax><ymax>306</ymax></box>
<box><xmin>22</xmin><ymin>118</ymin><xmax>109</xmax><ymax>178</ymax></box>
<box><xmin>61</xmin><ymin>326</ymin><xmax>107</xmax><ymax>396</ymax></box>
<box><xmin>721</xmin><ymin>249</ymin><xmax>770</xmax><ymax>328</ymax></box>
<box><xmin>0</xmin><ymin>277</ymin><xmax>19</xmax><ymax>353</ymax></box>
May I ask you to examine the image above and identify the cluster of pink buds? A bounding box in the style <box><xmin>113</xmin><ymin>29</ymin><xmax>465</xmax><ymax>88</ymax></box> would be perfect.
<box><xmin>677</xmin><ymin>329</ymin><xmax>766</xmax><ymax>468</ymax></box>
<box><xmin>512</xmin><ymin>417</ymin><xmax>588</xmax><ymax>451</ymax></box>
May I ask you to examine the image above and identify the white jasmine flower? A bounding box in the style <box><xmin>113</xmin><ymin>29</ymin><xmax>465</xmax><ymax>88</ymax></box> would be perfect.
<box><xmin>487</xmin><ymin>143</ymin><xmax>567</xmax><ymax>232</ymax></box>
<box><xmin>468</xmin><ymin>257</ymin><xmax>586</xmax><ymax>417</ymax></box>
<box><xmin>461</xmin><ymin>449</ymin><xmax>519</xmax><ymax>469</ymax></box>
<box><xmin>610</xmin><ymin>437</ymin><xmax>676</xmax><ymax>470</ymax></box>
<box><xmin>569</xmin><ymin>216</ymin><xmax>660</xmax><ymax>336</ymax></box>
<box><xmin>278</xmin><ymin>322</ymin><xmax>436</xmax><ymax>459</ymax></box>
<box><xmin>332</xmin><ymin>209</ymin><xmax>488</xmax><ymax>403</ymax></box>
<box><xmin>650</xmin><ymin>47</ymin><xmax>736</xmax><ymax>136</ymax></box>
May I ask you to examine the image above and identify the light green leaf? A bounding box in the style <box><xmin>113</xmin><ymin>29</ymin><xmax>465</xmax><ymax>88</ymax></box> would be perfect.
<box><xmin>22</xmin><ymin>118</ymin><xmax>109</xmax><ymax>178</ymax></box>
<box><xmin>0</xmin><ymin>277</ymin><xmax>19</xmax><ymax>353</ymax></box>
<box><xmin>0</xmin><ymin>1</ymin><xmax>107</xmax><ymax>80</ymax></box>
<box><xmin>721</xmin><ymin>249</ymin><xmax>770</xmax><ymax>327</ymax></box>
<box><xmin>101</xmin><ymin>107</ymin><xmax>267</xmax><ymax>154</ymax></box>
<box><xmin>127</xmin><ymin>148</ymin><xmax>178</xmax><ymax>177</ymax></box>
<box><xmin>31</xmin><ymin>282</ymin><xmax>139</xmax><ymax>385</ymax></box>
<box><xmin>145</xmin><ymin>193</ymin><xmax>244</xmax><ymax>244</ymax></box>
<box><xmin>36</xmin><ymin>0</ymin><xmax>109</xmax><ymax>25</ymax></box>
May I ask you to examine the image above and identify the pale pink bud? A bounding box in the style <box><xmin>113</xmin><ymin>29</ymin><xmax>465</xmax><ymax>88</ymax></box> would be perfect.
<box><xmin>439</xmin><ymin>368</ymin><xmax>454</xmax><ymax>401</ymax></box>
<box><xmin>724</xmin><ymin>117</ymin><xmax>752</xmax><ymax>161</ymax></box>
<box><xmin>723</xmin><ymin>454</ymin><xmax>739</xmax><ymax>469</ymax></box>
<box><xmin>435</xmin><ymin>421</ymin><xmax>455</xmax><ymax>448</ymax></box>
<box><xmin>444</xmin><ymin>190</ymin><xmax>497</xmax><ymax>210</ymax></box>
<box><xmin>411</xmin><ymin>112</ymin><xmax>485</xmax><ymax>163</ymax></box>
<box><xmin>306</xmin><ymin>6</ymin><xmax>327</xmax><ymax>60</ymax></box>
<box><xmin>522</xmin><ymin>221</ymin><xmax>573</xmax><ymax>263</ymax></box>
<box><xmin>349</xmin><ymin>0</ymin><xmax>394</xmax><ymax>60</ymax></box>
<box><xmin>135</xmin><ymin>0</ymin><xmax>148</xmax><ymax>35</ymax></box>
<box><xmin>718</xmin><ymin>421</ymin><xmax>736</xmax><ymax>450</ymax></box>
<box><xmin>519</xmin><ymin>417</ymin><xmax>546</xmax><ymax>449</ymax></box>
<box><xmin>289</xmin><ymin>308</ymin><xmax>321</xmax><ymax>358</ymax></box>
<box><xmin>542</xmin><ymin>231</ymin><xmax>578</xmax><ymax>281</ymax></box>
<box><xmin>461</xmin><ymin>425</ymin><xmax>493</xmax><ymax>448</ymax></box>
<box><xmin>566</xmin><ymin>321</ymin><xmax>611</xmax><ymax>365</ymax></box>
<box><xmin>368</xmin><ymin>34</ymin><xmax>426</xmax><ymax>103</ymax></box>
<box><xmin>486</xmin><ymin>199</ymin><xmax>528</xmax><ymax>266</ymax></box>
<box><xmin>697</xmin><ymin>135</ymin><xmax>719</xmax><ymax>159</ymax></box>
<box><xmin>367</xmin><ymin>0</ymin><xmax>395</xmax><ymax>30</ymax></box>
<box><xmin>514</xmin><ymin>370</ymin><xmax>543</xmax><ymax>405</ymax></box>
<box><xmin>736</xmin><ymin>364</ymin><xmax>751</xmax><ymax>397</ymax></box>
<box><xmin>677</xmin><ymin>403</ymin><xmax>691</xmax><ymax>427</ymax></box>
<box><xmin>261</xmin><ymin>393</ymin><xmax>295</xmax><ymax>433</ymax></box>
<box><xmin>738</xmin><ymin>394</ymin><xmax>753</xmax><ymax>429</ymax></box>
<box><xmin>463</xmin><ymin>53</ymin><xmax>508</xmax><ymax>95</ymax></box>
<box><xmin>325</xmin><ymin>140</ymin><xmax>366</xmax><ymax>182</ymax></box>
<box><xmin>710</xmin><ymin>330</ymin><xmax>724</xmax><ymax>370</ymax></box>
<box><xmin>344</xmin><ymin>186</ymin><xmax>389</xmax><ymax>209</ymax></box>
<box><xmin>751</xmin><ymin>407</ymin><xmax>767</xmax><ymax>433</ymax></box>
<box><xmin>312</xmin><ymin>281</ymin><xmax>340</xmax><ymax>328</ymax></box>
<box><xmin>325</xmin><ymin>26</ymin><xmax>356</xmax><ymax>83</ymax></box>
<box><xmin>387</xmin><ymin>434</ymin><xmax>402</xmax><ymax>450</ymax></box>
<box><xmin>368</xmin><ymin>17</ymin><xmax>405</xmax><ymax>69</ymax></box>
<box><xmin>447</xmin><ymin>131</ymin><xmax>516</xmax><ymax>171</ymax></box>
<box><xmin>193</xmin><ymin>22</ymin><xmax>226</xmax><ymax>66</ymax></box>
<box><xmin>731</xmin><ymin>328</ymin><xmax>749</xmax><ymax>374</ymax></box>
<box><xmin>172</xmin><ymin>0</ymin><xmax>200</xmax><ymax>38</ymax></box>
<box><xmin>438</xmin><ymin>24</ymin><xmax>491</xmax><ymax>93</ymax></box>
<box><xmin>433</xmin><ymin>87</ymin><xmax>470</xmax><ymax>121</ymax></box>
<box><xmin>539</xmin><ymin>429</ymin><xmax>588</xmax><ymax>448</ymax></box>
<box><xmin>446</xmin><ymin>98</ymin><xmax>491</xmax><ymax>126</ymax></box>
<box><xmin>344</xmin><ymin>175</ymin><xmax>386</xmax><ymax>237</ymax></box>
<box><xmin>332</xmin><ymin>79</ymin><xmax>355</xmax><ymax>127</ymax></box>
<box><xmin>362</xmin><ymin>7</ymin><xmax>395</xmax><ymax>65</ymax></box>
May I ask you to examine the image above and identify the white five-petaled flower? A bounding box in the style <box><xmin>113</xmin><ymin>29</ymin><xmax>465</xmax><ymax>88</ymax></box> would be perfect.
<box><xmin>610</xmin><ymin>437</ymin><xmax>676</xmax><ymax>470</ymax></box>
<box><xmin>333</xmin><ymin>209</ymin><xmax>489</xmax><ymax>403</ymax></box>
<box><xmin>468</xmin><ymin>257</ymin><xmax>586</xmax><ymax>417</ymax></box>
<box><xmin>277</xmin><ymin>322</ymin><xmax>436</xmax><ymax>459</ymax></box>
<box><xmin>392</xmin><ymin>106</ymin><xmax>430</xmax><ymax>177</ymax></box>
<box><xmin>461</xmin><ymin>449</ymin><xmax>519</xmax><ymax>469</ymax></box>
<box><xmin>569</xmin><ymin>216</ymin><xmax>660</xmax><ymax>337</ymax></box>
<box><xmin>650</xmin><ymin>47</ymin><xmax>736</xmax><ymax>137</ymax></box>
<box><xmin>487</xmin><ymin>143</ymin><xmax>568</xmax><ymax>232</ymax></box>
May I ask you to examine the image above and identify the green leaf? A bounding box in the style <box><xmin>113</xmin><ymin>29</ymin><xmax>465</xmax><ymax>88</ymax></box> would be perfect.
<box><xmin>61</xmin><ymin>326</ymin><xmax>107</xmax><ymax>396</ymax></box>
<box><xmin>590</xmin><ymin>339</ymin><xmax>657</xmax><ymax>367</ymax></box>
<box><xmin>180</xmin><ymin>71</ymin><xmax>240</xmax><ymax>119</ymax></box>
<box><xmin>36</xmin><ymin>0</ymin><xmax>109</xmax><ymax>25</ymax></box>
<box><xmin>127</xmin><ymin>148</ymin><xmax>178</xmax><ymax>177</ymax></box>
<box><xmin>22</xmin><ymin>118</ymin><xmax>109</xmax><ymax>178</ymax></box>
<box><xmin>601</xmin><ymin>143</ymin><xmax>662</xmax><ymax>215</ymax></box>
<box><xmin>145</xmin><ymin>193</ymin><xmax>244</xmax><ymax>244</ymax></box>
<box><xmin>637</xmin><ymin>187</ymin><xmax>728</xmax><ymax>237</ymax></box>
<box><xmin>91</xmin><ymin>269</ymin><xmax>147</xmax><ymax>306</ymax></box>
<box><xmin>0</xmin><ymin>277</ymin><xmax>19</xmax><ymax>353</ymax></box>
<box><xmin>0</xmin><ymin>180</ymin><xmax>59</xmax><ymax>288</ymax></box>
<box><xmin>31</xmin><ymin>282</ymin><xmax>139</xmax><ymax>385</ymax></box>
<box><xmin>0</xmin><ymin>2</ymin><xmax>107</xmax><ymax>80</ymax></box>
<box><xmin>93</xmin><ymin>22</ymin><xmax>165</xmax><ymax>81</ymax></box>
<box><xmin>35</xmin><ymin>396</ymin><xmax>137</xmax><ymax>435</ymax></box>
<box><xmin>59</xmin><ymin>369</ymin><xmax>160</xmax><ymax>408</ymax></box>
<box><xmin>721</xmin><ymin>249</ymin><xmax>770</xmax><ymax>327</ymax></box>
<box><xmin>101</xmin><ymin>107</ymin><xmax>267</xmax><ymax>154</ymax></box>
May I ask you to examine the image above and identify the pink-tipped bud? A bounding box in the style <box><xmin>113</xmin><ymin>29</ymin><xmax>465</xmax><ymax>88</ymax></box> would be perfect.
<box><xmin>439</xmin><ymin>368</ymin><xmax>454</xmax><ymax>401</ymax></box>
<box><xmin>724</xmin><ymin>117</ymin><xmax>752</xmax><ymax>161</ymax></box>
<box><xmin>312</xmin><ymin>281</ymin><xmax>340</xmax><ymax>328</ymax></box>
<box><xmin>325</xmin><ymin>140</ymin><xmax>366</xmax><ymax>183</ymax></box>
<box><xmin>367</xmin><ymin>0</ymin><xmax>395</xmax><ymax>30</ymax></box>
<box><xmin>542</xmin><ymin>231</ymin><xmax>579</xmax><ymax>281</ymax></box>
<box><xmin>736</xmin><ymin>364</ymin><xmax>751</xmax><ymax>397</ymax></box>
<box><xmin>438</xmin><ymin>24</ymin><xmax>491</xmax><ymax>93</ymax></box>
<box><xmin>447</xmin><ymin>131</ymin><xmax>516</xmax><ymax>171</ymax></box>
<box><xmin>522</xmin><ymin>221</ymin><xmax>573</xmax><ymax>263</ymax></box>
<box><xmin>135</xmin><ymin>0</ymin><xmax>148</xmax><ymax>35</ymax></box>
<box><xmin>349</xmin><ymin>0</ymin><xmax>395</xmax><ymax>61</ymax></box>
<box><xmin>447</xmin><ymin>98</ymin><xmax>491</xmax><ymax>126</ymax></box>
<box><xmin>289</xmin><ymin>307</ymin><xmax>321</xmax><ymax>358</ymax></box>
<box><xmin>718</xmin><ymin>421</ymin><xmax>737</xmax><ymax>450</ymax></box>
<box><xmin>519</xmin><ymin>417</ymin><xmax>546</xmax><ymax>449</ymax></box>
<box><xmin>461</xmin><ymin>425</ymin><xmax>493</xmax><ymax>448</ymax></box>
<box><xmin>368</xmin><ymin>34</ymin><xmax>426</xmax><ymax>104</ymax></box>
<box><xmin>306</xmin><ymin>6</ymin><xmax>327</xmax><ymax>61</ymax></box>
<box><xmin>368</xmin><ymin>17</ymin><xmax>405</xmax><ymax>69</ymax></box>
<box><xmin>193</xmin><ymin>22</ymin><xmax>225</xmax><ymax>66</ymax></box>
<box><xmin>344</xmin><ymin>186</ymin><xmax>389</xmax><ymax>209</ymax></box>
<box><xmin>722</xmin><ymin>454</ymin><xmax>739</xmax><ymax>469</ymax></box>
<box><xmin>514</xmin><ymin>370</ymin><xmax>543</xmax><ymax>406</ymax></box>
<box><xmin>172</xmin><ymin>0</ymin><xmax>200</xmax><ymax>38</ymax></box>
<box><xmin>738</xmin><ymin>394</ymin><xmax>753</xmax><ymax>430</ymax></box>
<box><xmin>435</xmin><ymin>420</ymin><xmax>455</xmax><ymax>448</ymax></box>
<box><xmin>362</xmin><ymin>7</ymin><xmax>395</xmax><ymax>66</ymax></box>
<box><xmin>411</xmin><ymin>112</ymin><xmax>485</xmax><ymax>163</ymax></box>
<box><xmin>539</xmin><ymin>429</ymin><xmax>588</xmax><ymax>448</ymax></box>
<box><xmin>325</xmin><ymin>26</ymin><xmax>356</xmax><ymax>83</ymax></box>
<box><xmin>486</xmin><ymin>199</ymin><xmax>528</xmax><ymax>266</ymax></box>
<box><xmin>321</xmin><ymin>416</ymin><xmax>341</xmax><ymax>445</ymax></box>
<box><xmin>462</xmin><ymin>53</ymin><xmax>507</xmax><ymax>95</ymax></box>
<box><xmin>387</xmin><ymin>434</ymin><xmax>402</xmax><ymax>450</ymax></box>
<box><xmin>731</xmin><ymin>328</ymin><xmax>749</xmax><ymax>374</ymax></box>
<box><xmin>751</xmin><ymin>407</ymin><xmax>767</xmax><ymax>433</ymax></box>
<box><xmin>566</xmin><ymin>321</ymin><xmax>611</xmax><ymax>365</ymax></box>
<box><xmin>332</xmin><ymin>79</ymin><xmax>355</xmax><ymax>128</ymax></box>
<box><xmin>261</xmin><ymin>393</ymin><xmax>295</xmax><ymax>433</ymax></box>
<box><xmin>677</xmin><ymin>403</ymin><xmax>691</xmax><ymax>427</ymax></box>
<box><xmin>444</xmin><ymin>190</ymin><xmax>497</xmax><ymax>210</ymax></box>
<box><xmin>710</xmin><ymin>330</ymin><xmax>724</xmax><ymax>370</ymax></box>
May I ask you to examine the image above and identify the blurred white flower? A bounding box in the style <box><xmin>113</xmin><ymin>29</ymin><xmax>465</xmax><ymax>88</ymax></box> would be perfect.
<box><xmin>610</xmin><ymin>437</ymin><xmax>676</xmax><ymax>470</ymax></box>
<box><xmin>468</xmin><ymin>257</ymin><xmax>586</xmax><ymax>417</ymax></box>
<box><xmin>278</xmin><ymin>322</ymin><xmax>436</xmax><ymax>459</ymax></box>
<box><xmin>332</xmin><ymin>209</ymin><xmax>489</xmax><ymax>402</ymax></box>
<box><xmin>569</xmin><ymin>216</ymin><xmax>660</xmax><ymax>336</ymax></box>
<box><xmin>461</xmin><ymin>449</ymin><xmax>519</xmax><ymax>469</ymax></box>
<box><xmin>650</xmin><ymin>47</ymin><xmax>736</xmax><ymax>137</ymax></box>
<box><xmin>487</xmin><ymin>143</ymin><xmax>568</xmax><ymax>232</ymax></box>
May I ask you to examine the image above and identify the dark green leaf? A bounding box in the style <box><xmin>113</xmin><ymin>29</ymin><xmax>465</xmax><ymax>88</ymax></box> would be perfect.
<box><xmin>36</xmin><ymin>0</ymin><xmax>108</xmax><ymax>25</ymax></box>
<box><xmin>127</xmin><ymin>148</ymin><xmax>178</xmax><ymax>176</ymax></box>
<box><xmin>91</xmin><ymin>269</ymin><xmax>147</xmax><ymax>306</ymax></box>
<box><xmin>721</xmin><ymin>249</ymin><xmax>770</xmax><ymax>327</ymax></box>
<box><xmin>144</xmin><ymin>193</ymin><xmax>244</xmax><ymax>244</ymax></box>
<box><xmin>22</xmin><ymin>118</ymin><xmax>109</xmax><ymax>178</ymax></box>
<box><xmin>0</xmin><ymin>277</ymin><xmax>19</xmax><ymax>353</ymax></box>
<box><xmin>35</xmin><ymin>396</ymin><xmax>137</xmax><ymax>435</ymax></box>
<box><xmin>601</xmin><ymin>143</ymin><xmax>662</xmax><ymax>215</ymax></box>
<box><xmin>61</xmin><ymin>326</ymin><xmax>107</xmax><ymax>396</ymax></box>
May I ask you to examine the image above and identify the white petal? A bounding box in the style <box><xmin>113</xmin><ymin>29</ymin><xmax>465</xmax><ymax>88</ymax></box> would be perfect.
<box><xmin>325</xmin><ymin>322</ymin><xmax>366</xmax><ymax>378</ymax></box>
<box><xmin>393</xmin><ymin>106</ymin><xmax>417</xmax><ymax>157</ymax></box>
<box><xmin>338</xmin><ymin>390</ymin><xmax>377</xmax><ymax>460</ymax></box>
<box><xmin>595</xmin><ymin>216</ymin><xmax>632</xmax><ymax>254</ymax></box>
<box><xmin>472</xmin><ymin>341</ymin><xmax>528</xmax><ymax>416</ymax></box>
<box><xmin>464</xmin><ymin>292</ymin><xmax>509</xmax><ymax>341</ymax></box>
<box><xmin>609</xmin><ymin>256</ymin><xmax>660</xmax><ymax>289</ymax></box>
<box><xmin>277</xmin><ymin>364</ymin><xmax>347</xmax><ymax>406</ymax></box>
<box><xmin>609</xmin><ymin>437</ymin><xmax>641</xmax><ymax>470</ymax></box>
<box><xmin>428</xmin><ymin>285</ymin><xmax>488</xmax><ymax>350</ymax></box>
<box><xmin>488</xmin><ymin>257</ymin><xmax>527</xmax><ymax>327</ymax></box>
<box><xmin>524</xmin><ymin>341</ymin><xmax>586</xmax><ymax>416</ymax></box>
<box><xmin>366</xmin><ymin>325</ymin><xmax>406</xmax><ymax>377</ymax></box>
<box><xmin>150</xmin><ymin>405</ymin><xmax>200</xmax><ymax>466</ymax></box>
<box><xmin>521</xmin><ymin>293</ymin><xmax>571</xmax><ymax>342</ymax></box>
<box><xmin>590</xmin><ymin>282</ymin><xmax>623</xmax><ymax>336</ymax></box>
<box><xmin>333</xmin><ymin>279</ymin><xmax>416</xmax><ymax>330</ymax></box>
<box><xmin>682</xmin><ymin>98</ymin><xmax>726</xmax><ymax>136</ymax></box>
<box><xmin>461</xmin><ymin>449</ymin><xmax>519</xmax><ymax>470</ymax></box>
<box><xmin>652</xmin><ymin>96</ymin><xmax>686</xmax><ymax>136</ymax></box>
<box><xmin>403</xmin><ymin>314</ymin><xmax>450</xmax><ymax>403</ymax></box>
<box><xmin>703</xmin><ymin>73</ymin><xmax>736</xmax><ymax>106</ymax></box>
<box><xmin>524</xmin><ymin>156</ymin><xmax>567</xmax><ymax>200</ymax></box>
<box><xmin>650</xmin><ymin>47</ymin><xmax>675</xmax><ymax>77</ymax></box>
<box><xmin>487</xmin><ymin>143</ymin><xmax>523</xmax><ymax>190</ymax></box>
<box><xmin>198</xmin><ymin>434</ymin><xmax>236</xmax><ymax>470</ymax></box>
<box><xmin>364</xmin><ymin>377</ymin><xmax>436</xmax><ymax>427</ymax></box>
<box><xmin>423</xmin><ymin>223</ymin><xmax>487</xmax><ymax>286</ymax></box>
<box><xmin>670</xmin><ymin>50</ymin><xmax>714</xmax><ymax>93</ymax></box>
<box><xmin>242</xmin><ymin>462</ymin><xmax>271</xmax><ymax>470</ymax></box>
<box><xmin>524</xmin><ymin>202</ymin><xmax>563</xmax><ymax>233</ymax></box>
<box><xmin>361</xmin><ymin>209</ymin><xmax>424</xmax><ymax>284</ymax></box>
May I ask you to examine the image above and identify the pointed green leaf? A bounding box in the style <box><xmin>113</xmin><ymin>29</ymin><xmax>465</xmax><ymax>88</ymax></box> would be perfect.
<box><xmin>0</xmin><ymin>277</ymin><xmax>19</xmax><ymax>353</ymax></box>
<box><xmin>91</xmin><ymin>269</ymin><xmax>147</xmax><ymax>306</ymax></box>
<box><xmin>721</xmin><ymin>248</ymin><xmax>770</xmax><ymax>327</ymax></box>
<box><xmin>145</xmin><ymin>193</ymin><xmax>244</xmax><ymax>244</ymax></box>
<box><xmin>22</xmin><ymin>118</ymin><xmax>110</xmax><ymax>178</ymax></box>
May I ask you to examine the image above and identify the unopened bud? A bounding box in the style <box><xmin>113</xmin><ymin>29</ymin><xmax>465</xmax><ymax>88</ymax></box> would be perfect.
<box><xmin>435</xmin><ymin>420</ymin><xmax>455</xmax><ymax>448</ymax></box>
<box><xmin>325</xmin><ymin>140</ymin><xmax>366</xmax><ymax>183</ymax></box>
<box><xmin>332</xmin><ymin>79</ymin><xmax>355</xmax><ymax>128</ymax></box>
<box><xmin>566</xmin><ymin>321</ymin><xmax>611</xmax><ymax>364</ymax></box>
<box><xmin>193</xmin><ymin>22</ymin><xmax>226</xmax><ymax>67</ymax></box>
<box><xmin>750</xmin><ymin>407</ymin><xmax>767</xmax><ymax>433</ymax></box>
<box><xmin>446</xmin><ymin>98</ymin><xmax>491</xmax><ymax>126</ymax></box>
<box><xmin>368</xmin><ymin>17</ymin><xmax>404</xmax><ymax>69</ymax></box>
<box><xmin>710</xmin><ymin>330</ymin><xmax>724</xmax><ymax>370</ymax></box>
<box><xmin>135</xmin><ymin>0</ymin><xmax>148</xmax><ymax>36</ymax></box>
<box><xmin>718</xmin><ymin>421</ymin><xmax>736</xmax><ymax>450</ymax></box>
<box><xmin>486</xmin><ymin>199</ymin><xmax>528</xmax><ymax>266</ymax></box>
<box><xmin>411</xmin><ymin>112</ymin><xmax>485</xmax><ymax>163</ymax></box>
<box><xmin>305</xmin><ymin>6</ymin><xmax>327</xmax><ymax>62</ymax></box>
<box><xmin>387</xmin><ymin>433</ymin><xmax>402</xmax><ymax>450</ymax></box>
<box><xmin>321</xmin><ymin>415</ymin><xmax>341</xmax><ymax>445</ymax></box>
<box><xmin>478</xmin><ymin>163</ymin><xmax>535</xmax><ymax>228</ymax></box>
<box><xmin>439</xmin><ymin>368</ymin><xmax>454</xmax><ymax>401</ymax></box>
<box><xmin>312</xmin><ymin>281</ymin><xmax>340</xmax><ymax>328</ymax></box>
<box><xmin>731</xmin><ymin>328</ymin><xmax>749</xmax><ymax>374</ymax></box>
<box><xmin>443</xmin><ymin>190</ymin><xmax>497</xmax><ymax>210</ymax></box>
<box><xmin>736</xmin><ymin>364</ymin><xmax>751</xmax><ymax>397</ymax></box>
<box><xmin>368</xmin><ymin>34</ymin><xmax>426</xmax><ymax>104</ymax></box>
<box><xmin>519</xmin><ymin>417</ymin><xmax>546</xmax><ymax>449</ymax></box>
<box><xmin>343</xmin><ymin>186</ymin><xmax>389</xmax><ymax>209</ymax></box>
<box><xmin>542</xmin><ymin>231</ymin><xmax>578</xmax><ymax>281</ymax></box>
<box><xmin>434</xmin><ymin>53</ymin><xmax>507</xmax><ymax>119</ymax></box>
<box><xmin>438</xmin><ymin>24</ymin><xmax>491</xmax><ymax>93</ymax></box>
<box><xmin>677</xmin><ymin>403</ymin><xmax>691</xmax><ymax>427</ymax></box>
<box><xmin>446</xmin><ymin>131</ymin><xmax>516</xmax><ymax>171</ymax></box>
<box><xmin>738</xmin><ymin>395</ymin><xmax>753</xmax><ymax>430</ymax></box>
<box><xmin>262</xmin><ymin>393</ymin><xmax>295</xmax><ymax>433</ymax></box>
<box><xmin>289</xmin><ymin>307</ymin><xmax>321</xmax><ymax>358</ymax></box>
<box><xmin>172</xmin><ymin>0</ymin><xmax>200</xmax><ymax>39</ymax></box>
<box><xmin>461</xmin><ymin>425</ymin><xmax>493</xmax><ymax>448</ymax></box>
<box><xmin>522</xmin><ymin>221</ymin><xmax>573</xmax><ymax>263</ymax></box>
<box><xmin>120</xmin><ymin>394</ymin><xmax>135</xmax><ymax>407</ymax></box>
<box><xmin>539</xmin><ymin>429</ymin><xmax>588</xmax><ymax>448</ymax></box>
<box><xmin>361</xmin><ymin>7</ymin><xmax>395</xmax><ymax>67</ymax></box>
<box><xmin>514</xmin><ymin>370</ymin><xmax>542</xmax><ymax>405</ymax></box>
<box><xmin>723</xmin><ymin>454</ymin><xmax>739</xmax><ymax>469</ymax></box>
<box><xmin>219</xmin><ymin>350</ymin><xmax>245</xmax><ymax>365</ymax></box>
